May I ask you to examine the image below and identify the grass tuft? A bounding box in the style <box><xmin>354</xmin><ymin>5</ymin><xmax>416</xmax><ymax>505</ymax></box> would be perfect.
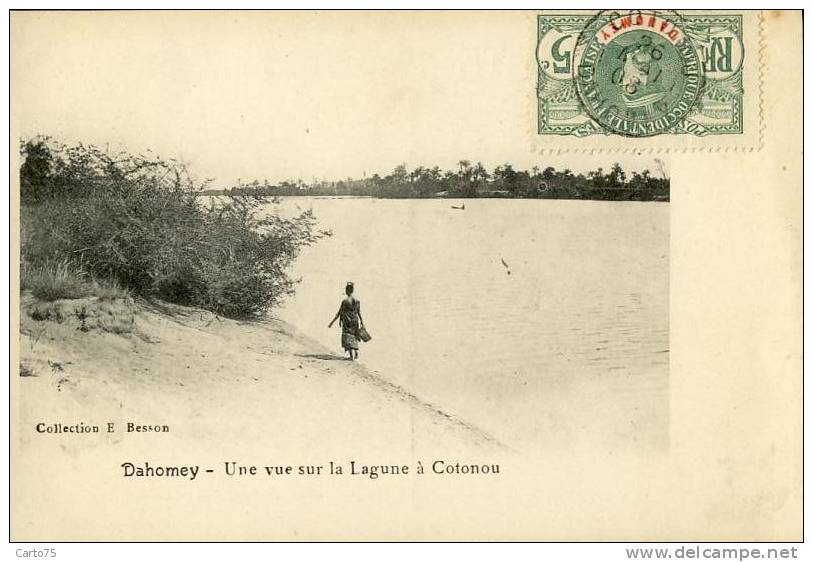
<box><xmin>90</xmin><ymin>277</ymin><xmax>131</xmax><ymax>302</ymax></box>
<box><xmin>21</xmin><ymin>259</ymin><xmax>89</xmax><ymax>302</ymax></box>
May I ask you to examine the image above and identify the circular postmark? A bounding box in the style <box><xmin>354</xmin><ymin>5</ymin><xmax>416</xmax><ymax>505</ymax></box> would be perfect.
<box><xmin>574</xmin><ymin>10</ymin><xmax>704</xmax><ymax>137</ymax></box>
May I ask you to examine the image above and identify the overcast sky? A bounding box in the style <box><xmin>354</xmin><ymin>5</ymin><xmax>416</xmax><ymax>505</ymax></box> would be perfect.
<box><xmin>12</xmin><ymin>11</ymin><xmax>666</xmax><ymax>185</ymax></box>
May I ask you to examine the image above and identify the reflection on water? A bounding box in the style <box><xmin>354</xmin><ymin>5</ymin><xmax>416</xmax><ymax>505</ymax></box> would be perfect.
<box><xmin>274</xmin><ymin>198</ymin><xmax>669</xmax><ymax>452</ymax></box>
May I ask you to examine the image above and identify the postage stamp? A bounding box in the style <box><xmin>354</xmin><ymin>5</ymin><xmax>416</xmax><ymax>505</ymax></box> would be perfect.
<box><xmin>538</xmin><ymin>10</ymin><xmax>746</xmax><ymax>138</ymax></box>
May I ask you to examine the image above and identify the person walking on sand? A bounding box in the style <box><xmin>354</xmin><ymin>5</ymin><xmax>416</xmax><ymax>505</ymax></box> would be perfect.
<box><xmin>328</xmin><ymin>282</ymin><xmax>365</xmax><ymax>360</ymax></box>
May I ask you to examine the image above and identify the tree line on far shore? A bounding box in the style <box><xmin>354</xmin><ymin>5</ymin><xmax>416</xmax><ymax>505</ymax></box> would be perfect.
<box><xmin>214</xmin><ymin>160</ymin><xmax>670</xmax><ymax>202</ymax></box>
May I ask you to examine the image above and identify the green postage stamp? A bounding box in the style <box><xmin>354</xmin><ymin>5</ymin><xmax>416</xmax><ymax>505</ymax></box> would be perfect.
<box><xmin>537</xmin><ymin>10</ymin><xmax>746</xmax><ymax>138</ymax></box>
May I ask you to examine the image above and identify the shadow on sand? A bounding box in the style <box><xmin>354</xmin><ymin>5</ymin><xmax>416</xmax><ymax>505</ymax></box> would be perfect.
<box><xmin>295</xmin><ymin>353</ymin><xmax>348</xmax><ymax>361</ymax></box>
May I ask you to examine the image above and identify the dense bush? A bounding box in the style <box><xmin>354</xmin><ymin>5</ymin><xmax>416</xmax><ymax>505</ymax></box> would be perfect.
<box><xmin>20</xmin><ymin>137</ymin><xmax>328</xmax><ymax>317</ymax></box>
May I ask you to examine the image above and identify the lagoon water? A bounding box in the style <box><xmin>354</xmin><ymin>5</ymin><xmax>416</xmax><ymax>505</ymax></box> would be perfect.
<box><xmin>273</xmin><ymin>198</ymin><xmax>669</xmax><ymax>452</ymax></box>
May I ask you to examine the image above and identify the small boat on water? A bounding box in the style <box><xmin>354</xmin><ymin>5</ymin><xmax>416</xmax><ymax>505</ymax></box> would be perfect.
<box><xmin>451</xmin><ymin>203</ymin><xmax>466</xmax><ymax>210</ymax></box>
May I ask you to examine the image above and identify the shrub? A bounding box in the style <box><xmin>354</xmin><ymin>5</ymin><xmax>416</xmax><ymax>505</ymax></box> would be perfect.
<box><xmin>20</xmin><ymin>137</ymin><xmax>328</xmax><ymax>318</ymax></box>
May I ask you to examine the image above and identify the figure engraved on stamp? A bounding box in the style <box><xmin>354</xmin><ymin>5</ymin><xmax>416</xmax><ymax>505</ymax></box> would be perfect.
<box><xmin>537</xmin><ymin>11</ymin><xmax>745</xmax><ymax>137</ymax></box>
<box><xmin>573</xmin><ymin>10</ymin><xmax>704</xmax><ymax>137</ymax></box>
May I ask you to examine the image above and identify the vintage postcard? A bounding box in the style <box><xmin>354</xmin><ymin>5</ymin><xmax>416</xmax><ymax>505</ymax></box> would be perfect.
<box><xmin>10</xmin><ymin>10</ymin><xmax>801</xmax><ymax>541</ymax></box>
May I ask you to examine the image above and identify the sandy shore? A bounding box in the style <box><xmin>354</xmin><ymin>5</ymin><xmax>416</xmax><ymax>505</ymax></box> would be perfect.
<box><xmin>17</xmin><ymin>294</ymin><xmax>507</xmax><ymax>459</ymax></box>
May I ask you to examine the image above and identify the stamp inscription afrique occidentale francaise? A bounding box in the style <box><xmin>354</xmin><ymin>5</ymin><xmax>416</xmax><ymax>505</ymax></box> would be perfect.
<box><xmin>537</xmin><ymin>10</ymin><xmax>744</xmax><ymax>137</ymax></box>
